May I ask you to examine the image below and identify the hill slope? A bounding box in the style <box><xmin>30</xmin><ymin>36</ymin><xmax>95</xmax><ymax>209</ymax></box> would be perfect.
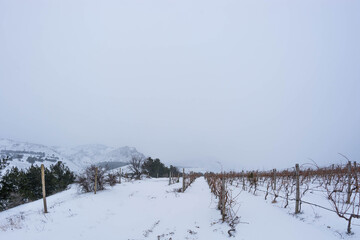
<box><xmin>0</xmin><ymin>139</ymin><xmax>145</xmax><ymax>172</ymax></box>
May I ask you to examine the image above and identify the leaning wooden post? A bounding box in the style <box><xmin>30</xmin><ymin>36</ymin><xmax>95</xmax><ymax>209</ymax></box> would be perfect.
<box><xmin>41</xmin><ymin>164</ymin><xmax>48</xmax><ymax>213</ymax></box>
<box><xmin>346</xmin><ymin>161</ymin><xmax>351</xmax><ymax>204</ymax></box>
<box><xmin>295</xmin><ymin>164</ymin><xmax>300</xmax><ymax>214</ymax></box>
<box><xmin>182</xmin><ymin>168</ymin><xmax>185</xmax><ymax>192</ymax></box>
<box><xmin>94</xmin><ymin>167</ymin><xmax>98</xmax><ymax>194</ymax></box>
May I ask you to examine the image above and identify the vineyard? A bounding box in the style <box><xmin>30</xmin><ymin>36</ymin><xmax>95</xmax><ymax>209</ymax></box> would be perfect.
<box><xmin>1</xmin><ymin>162</ymin><xmax>360</xmax><ymax>239</ymax></box>
<box><xmin>205</xmin><ymin>161</ymin><xmax>360</xmax><ymax>236</ymax></box>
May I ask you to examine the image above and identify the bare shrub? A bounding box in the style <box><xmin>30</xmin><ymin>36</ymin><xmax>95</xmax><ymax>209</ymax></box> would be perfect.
<box><xmin>324</xmin><ymin>167</ymin><xmax>360</xmax><ymax>234</ymax></box>
<box><xmin>106</xmin><ymin>173</ymin><xmax>117</xmax><ymax>186</ymax></box>
<box><xmin>128</xmin><ymin>156</ymin><xmax>144</xmax><ymax>179</ymax></box>
<box><xmin>205</xmin><ymin>173</ymin><xmax>241</xmax><ymax>237</ymax></box>
<box><xmin>78</xmin><ymin>165</ymin><xmax>106</xmax><ymax>193</ymax></box>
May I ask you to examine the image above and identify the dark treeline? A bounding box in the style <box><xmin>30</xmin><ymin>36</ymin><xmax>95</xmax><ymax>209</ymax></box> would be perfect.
<box><xmin>140</xmin><ymin>157</ymin><xmax>180</xmax><ymax>178</ymax></box>
<box><xmin>127</xmin><ymin>156</ymin><xmax>181</xmax><ymax>179</ymax></box>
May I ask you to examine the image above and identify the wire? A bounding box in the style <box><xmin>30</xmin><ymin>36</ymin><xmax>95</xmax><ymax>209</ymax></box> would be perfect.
<box><xmin>231</xmin><ymin>181</ymin><xmax>360</xmax><ymax>217</ymax></box>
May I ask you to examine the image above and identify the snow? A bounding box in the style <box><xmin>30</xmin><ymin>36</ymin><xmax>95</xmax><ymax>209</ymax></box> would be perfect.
<box><xmin>226</xmin><ymin>179</ymin><xmax>360</xmax><ymax>238</ymax></box>
<box><xmin>0</xmin><ymin>177</ymin><xmax>353</xmax><ymax>240</ymax></box>
<box><xmin>229</xmin><ymin>189</ymin><xmax>348</xmax><ymax>239</ymax></box>
<box><xmin>0</xmin><ymin>138</ymin><xmax>145</xmax><ymax>173</ymax></box>
<box><xmin>0</xmin><ymin>139</ymin><xmax>207</xmax><ymax>176</ymax></box>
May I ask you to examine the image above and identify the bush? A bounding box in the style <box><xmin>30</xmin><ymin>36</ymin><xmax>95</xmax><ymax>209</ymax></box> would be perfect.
<box><xmin>106</xmin><ymin>173</ymin><xmax>117</xmax><ymax>186</ymax></box>
<box><xmin>77</xmin><ymin>165</ymin><xmax>106</xmax><ymax>193</ymax></box>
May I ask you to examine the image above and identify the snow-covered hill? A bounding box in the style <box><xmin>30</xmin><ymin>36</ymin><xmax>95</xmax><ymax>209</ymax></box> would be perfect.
<box><xmin>0</xmin><ymin>139</ymin><xmax>145</xmax><ymax>173</ymax></box>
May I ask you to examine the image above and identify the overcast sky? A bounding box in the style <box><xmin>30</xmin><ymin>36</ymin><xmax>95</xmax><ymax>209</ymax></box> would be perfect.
<box><xmin>0</xmin><ymin>0</ymin><xmax>359</xmax><ymax>171</ymax></box>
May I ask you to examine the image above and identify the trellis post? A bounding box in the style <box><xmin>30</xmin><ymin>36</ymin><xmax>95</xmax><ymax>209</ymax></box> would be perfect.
<box><xmin>41</xmin><ymin>164</ymin><xmax>48</xmax><ymax>213</ymax></box>
<box><xmin>295</xmin><ymin>164</ymin><xmax>300</xmax><ymax>214</ymax></box>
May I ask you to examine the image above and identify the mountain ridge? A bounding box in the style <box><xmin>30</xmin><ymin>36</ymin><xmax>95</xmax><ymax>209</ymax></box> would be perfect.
<box><xmin>0</xmin><ymin>138</ymin><xmax>145</xmax><ymax>172</ymax></box>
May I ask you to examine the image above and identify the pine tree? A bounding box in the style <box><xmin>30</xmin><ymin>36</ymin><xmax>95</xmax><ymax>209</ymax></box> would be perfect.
<box><xmin>0</xmin><ymin>156</ymin><xmax>10</xmax><ymax>177</ymax></box>
<box><xmin>0</xmin><ymin>162</ymin><xmax>75</xmax><ymax>211</ymax></box>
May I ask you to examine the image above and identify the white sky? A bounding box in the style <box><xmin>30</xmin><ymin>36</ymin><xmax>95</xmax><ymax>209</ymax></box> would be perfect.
<box><xmin>0</xmin><ymin>0</ymin><xmax>359</xmax><ymax>171</ymax></box>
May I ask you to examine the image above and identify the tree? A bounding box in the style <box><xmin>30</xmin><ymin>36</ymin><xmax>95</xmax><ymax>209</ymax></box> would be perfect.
<box><xmin>169</xmin><ymin>165</ymin><xmax>179</xmax><ymax>175</ymax></box>
<box><xmin>155</xmin><ymin>158</ymin><xmax>169</xmax><ymax>177</ymax></box>
<box><xmin>0</xmin><ymin>156</ymin><xmax>10</xmax><ymax>177</ymax></box>
<box><xmin>128</xmin><ymin>156</ymin><xmax>144</xmax><ymax>179</ymax></box>
<box><xmin>0</xmin><ymin>167</ymin><xmax>24</xmax><ymax>209</ymax></box>
<box><xmin>141</xmin><ymin>157</ymin><xmax>170</xmax><ymax>178</ymax></box>
<box><xmin>0</xmin><ymin>163</ymin><xmax>75</xmax><ymax>211</ymax></box>
<box><xmin>47</xmin><ymin>161</ymin><xmax>75</xmax><ymax>193</ymax></box>
<box><xmin>19</xmin><ymin>165</ymin><xmax>43</xmax><ymax>200</ymax></box>
<box><xmin>142</xmin><ymin>157</ymin><xmax>157</xmax><ymax>177</ymax></box>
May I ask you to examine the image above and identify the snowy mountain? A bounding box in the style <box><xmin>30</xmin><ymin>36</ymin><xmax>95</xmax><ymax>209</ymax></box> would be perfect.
<box><xmin>0</xmin><ymin>138</ymin><xmax>145</xmax><ymax>173</ymax></box>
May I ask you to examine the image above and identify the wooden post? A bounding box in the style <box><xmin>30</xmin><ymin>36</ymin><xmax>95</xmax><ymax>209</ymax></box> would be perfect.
<box><xmin>295</xmin><ymin>164</ymin><xmax>300</xmax><ymax>214</ymax></box>
<box><xmin>242</xmin><ymin>176</ymin><xmax>245</xmax><ymax>190</ymax></box>
<box><xmin>221</xmin><ymin>175</ymin><xmax>226</xmax><ymax>221</ymax></box>
<box><xmin>354</xmin><ymin>162</ymin><xmax>358</xmax><ymax>192</ymax></box>
<box><xmin>41</xmin><ymin>164</ymin><xmax>48</xmax><ymax>213</ymax></box>
<box><xmin>217</xmin><ymin>174</ymin><xmax>222</xmax><ymax>210</ymax></box>
<box><xmin>242</xmin><ymin>171</ymin><xmax>245</xmax><ymax>190</ymax></box>
<box><xmin>94</xmin><ymin>167</ymin><xmax>98</xmax><ymax>194</ymax></box>
<box><xmin>273</xmin><ymin>169</ymin><xmax>276</xmax><ymax>190</ymax></box>
<box><xmin>346</xmin><ymin>161</ymin><xmax>351</xmax><ymax>204</ymax></box>
<box><xmin>254</xmin><ymin>172</ymin><xmax>258</xmax><ymax>188</ymax></box>
<box><xmin>182</xmin><ymin>168</ymin><xmax>185</xmax><ymax>192</ymax></box>
<box><xmin>169</xmin><ymin>171</ymin><xmax>171</xmax><ymax>185</ymax></box>
<box><xmin>119</xmin><ymin>168</ymin><xmax>121</xmax><ymax>184</ymax></box>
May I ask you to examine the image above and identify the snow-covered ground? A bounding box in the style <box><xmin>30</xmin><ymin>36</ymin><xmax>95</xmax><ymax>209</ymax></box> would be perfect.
<box><xmin>226</xmin><ymin>178</ymin><xmax>360</xmax><ymax>238</ymax></box>
<box><xmin>1</xmin><ymin>177</ymin><xmax>353</xmax><ymax>240</ymax></box>
<box><xmin>228</xmin><ymin>185</ymin><xmax>359</xmax><ymax>239</ymax></box>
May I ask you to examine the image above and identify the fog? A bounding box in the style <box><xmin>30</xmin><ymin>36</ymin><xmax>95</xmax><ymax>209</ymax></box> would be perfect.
<box><xmin>0</xmin><ymin>0</ymin><xmax>359</xmax><ymax>171</ymax></box>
